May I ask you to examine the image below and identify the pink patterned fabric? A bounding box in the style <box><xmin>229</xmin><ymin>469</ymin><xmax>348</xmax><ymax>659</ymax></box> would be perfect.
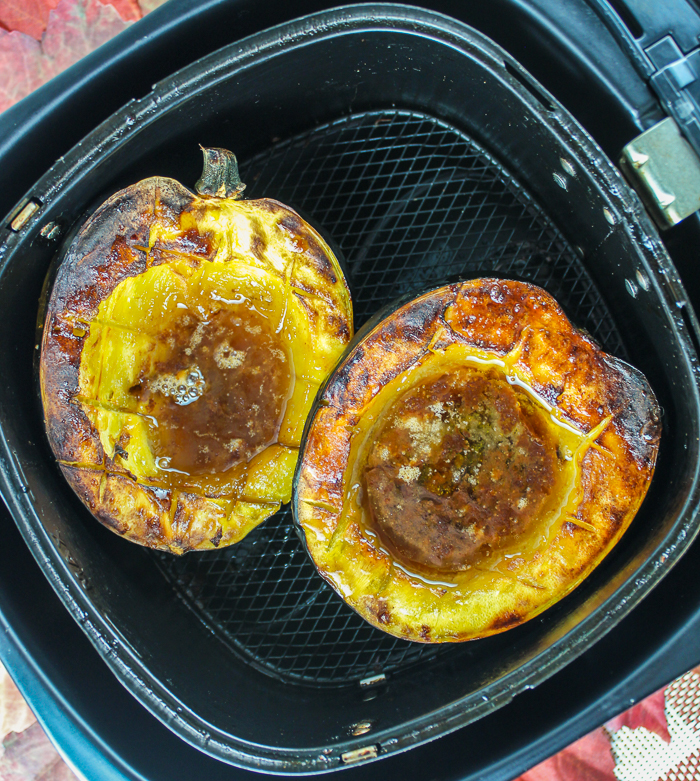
<box><xmin>4</xmin><ymin>658</ymin><xmax>700</xmax><ymax>780</ymax></box>
<box><xmin>0</xmin><ymin>0</ymin><xmax>166</xmax><ymax>113</ymax></box>
<box><xmin>2</xmin><ymin>1</ymin><xmax>700</xmax><ymax>779</ymax></box>
<box><xmin>0</xmin><ymin>667</ymin><xmax>35</xmax><ymax>742</ymax></box>
<box><xmin>516</xmin><ymin>667</ymin><xmax>700</xmax><ymax>781</ymax></box>
<box><xmin>1</xmin><ymin>663</ymin><xmax>78</xmax><ymax>781</ymax></box>
<box><xmin>0</xmin><ymin>2</ymin><xmax>164</xmax><ymax>771</ymax></box>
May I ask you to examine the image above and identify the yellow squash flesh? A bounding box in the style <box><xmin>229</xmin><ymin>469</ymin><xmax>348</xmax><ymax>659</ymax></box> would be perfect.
<box><xmin>41</xmin><ymin>151</ymin><xmax>353</xmax><ymax>554</ymax></box>
<box><xmin>294</xmin><ymin>279</ymin><xmax>660</xmax><ymax>642</ymax></box>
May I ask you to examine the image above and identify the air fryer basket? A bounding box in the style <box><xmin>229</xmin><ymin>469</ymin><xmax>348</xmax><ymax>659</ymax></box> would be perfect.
<box><xmin>1</xmin><ymin>4</ymin><xmax>699</xmax><ymax>774</ymax></box>
<box><xmin>155</xmin><ymin>109</ymin><xmax>630</xmax><ymax>686</ymax></box>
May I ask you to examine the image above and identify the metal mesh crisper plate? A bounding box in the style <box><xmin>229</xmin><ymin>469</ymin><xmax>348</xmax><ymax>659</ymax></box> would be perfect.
<box><xmin>154</xmin><ymin>110</ymin><xmax>626</xmax><ymax>686</ymax></box>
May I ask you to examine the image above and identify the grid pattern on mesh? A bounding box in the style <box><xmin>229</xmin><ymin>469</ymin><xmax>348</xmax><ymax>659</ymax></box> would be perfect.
<box><xmin>156</xmin><ymin>510</ymin><xmax>434</xmax><ymax>684</ymax></box>
<box><xmin>154</xmin><ymin>110</ymin><xmax>626</xmax><ymax>685</ymax></box>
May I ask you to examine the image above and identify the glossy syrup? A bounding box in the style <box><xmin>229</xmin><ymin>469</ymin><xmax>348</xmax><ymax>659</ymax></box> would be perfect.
<box><xmin>339</xmin><ymin>345</ymin><xmax>591</xmax><ymax>590</ymax></box>
<box><xmin>132</xmin><ymin>304</ymin><xmax>292</xmax><ymax>478</ymax></box>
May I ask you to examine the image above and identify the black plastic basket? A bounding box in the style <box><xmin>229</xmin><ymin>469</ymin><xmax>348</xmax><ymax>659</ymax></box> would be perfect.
<box><xmin>1</xmin><ymin>4</ymin><xmax>699</xmax><ymax>774</ymax></box>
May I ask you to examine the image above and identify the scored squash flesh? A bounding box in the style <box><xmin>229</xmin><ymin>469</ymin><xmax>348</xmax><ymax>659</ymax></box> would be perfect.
<box><xmin>294</xmin><ymin>279</ymin><xmax>660</xmax><ymax>642</ymax></box>
<box><xmin>41</xmin><ymin>149</ymin><xmax>352</xmax><ymax>554</ymax></box>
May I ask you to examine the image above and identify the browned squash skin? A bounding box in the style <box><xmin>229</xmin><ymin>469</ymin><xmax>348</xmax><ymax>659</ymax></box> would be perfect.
<box><xmin>294</xmin><ymin>279</ymin><xmax>660</xmax><ymax>643</ymax></box>
<box><xmin>41</xmin><ymin>159</ymin><xmax>352</xmax><ymax>555</ymax></box>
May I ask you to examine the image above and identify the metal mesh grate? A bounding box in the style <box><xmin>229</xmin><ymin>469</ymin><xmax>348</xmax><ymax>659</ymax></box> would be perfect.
<box><xmin>154</xmin><ymin>110</ymin><xmax>626</xmax><ymax>685</ymax></box>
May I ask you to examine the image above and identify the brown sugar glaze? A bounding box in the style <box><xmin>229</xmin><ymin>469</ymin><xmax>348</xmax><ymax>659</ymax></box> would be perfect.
<box><xmin>130</xmin><ymin>304</ymin><xmax>292</xmax><ymax>479</ymax></box>
<box><xmin>358</xmin><ymin>362</ymin><xmax>578</xmax><ymax>576</ymax></box>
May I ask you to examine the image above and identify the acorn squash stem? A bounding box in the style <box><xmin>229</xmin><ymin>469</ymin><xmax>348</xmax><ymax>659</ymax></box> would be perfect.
<box><xmin>195</xmin><ymin>147</ymin><xmax>246</xmax><ymax>199</ymax></box>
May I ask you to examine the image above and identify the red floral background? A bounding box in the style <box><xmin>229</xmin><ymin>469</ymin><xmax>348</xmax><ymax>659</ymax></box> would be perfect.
<box><xmin>4</xmin><ymin>658</ymin><xmax>700</xmax><ymax>781</ymax></box>
<box><xmin>3</xmin><ymin>2</ymin><xmax>700</xmax><ymax>780</ymax></box>
<box><xmin>0</xmin><ymin>0</ymin><xmax>165</xmax><ymax>113</ymax></box>
<box><xmin>0</xmin><ymin>1</ymin><xmax>165</xmax><ymax>779</ymax></box>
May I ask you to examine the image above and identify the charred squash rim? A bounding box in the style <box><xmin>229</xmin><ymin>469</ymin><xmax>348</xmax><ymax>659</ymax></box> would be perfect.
<box><xmin>40</xmin><ymin>150</ymin><xmax>353</xmax><ymax>555</ymax></box>
<box><xmin>293</xmin><ymin>279</ymin><xmax>661</xmax><ymax>643</ymax></box>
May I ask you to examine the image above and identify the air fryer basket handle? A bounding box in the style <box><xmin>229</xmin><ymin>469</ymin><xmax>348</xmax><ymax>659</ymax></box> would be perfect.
<box><xmin>587</xmin><ymin>0</ymin><xmax>700</xmax><ymax>156</ymax></box>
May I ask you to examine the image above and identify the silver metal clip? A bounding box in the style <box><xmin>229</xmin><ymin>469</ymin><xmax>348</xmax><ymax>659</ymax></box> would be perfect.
<box><xmin>621</xmin><ymin>117</ymin><xmax>700</xmax><ymax>227</ymax></box>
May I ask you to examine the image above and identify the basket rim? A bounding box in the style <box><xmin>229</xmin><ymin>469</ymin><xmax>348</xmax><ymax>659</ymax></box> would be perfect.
<box><xmin>1</xmin><ymin>3</ymin><xmax>699</xmax><ymax>774</ymax></box>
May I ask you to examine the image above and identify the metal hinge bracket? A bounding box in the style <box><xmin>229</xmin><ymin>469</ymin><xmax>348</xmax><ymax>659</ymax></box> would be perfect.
<box><xmin>588</xmin><ymin>2</ymin><xmax>700</xmax><ymax>224</ymax></box>
<box><xmin>621</xmin><ymin>117</ymin><xmax>700</xmax><ymax>228</ymax></box>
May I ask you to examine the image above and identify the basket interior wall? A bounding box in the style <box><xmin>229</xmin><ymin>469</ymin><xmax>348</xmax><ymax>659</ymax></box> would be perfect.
<box><xmin>153</xmin><ymin>108</ymin><xmax>633</xmax><ymax>687</ymax></box>
<box><xmin>0</xmin><ymin>19</ymin><xmax>696</xmax><ymax>762</ymax></box>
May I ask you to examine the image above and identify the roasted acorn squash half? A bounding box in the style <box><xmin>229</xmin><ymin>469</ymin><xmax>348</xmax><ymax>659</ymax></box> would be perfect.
<box><xmin>294</xmin><ymin>279</ymin><xmax>660</xmax><ymax>642</ymax></box>
<box><xmin>40</xmin><ymin>148</ymin><xmax>352</xmax><ymax>554</ymax></box>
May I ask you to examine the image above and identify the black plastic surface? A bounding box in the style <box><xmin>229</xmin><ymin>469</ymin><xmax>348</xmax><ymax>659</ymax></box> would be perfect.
<box><xmin>154</xmin><ymin>108</ymin><xmax>629</xmax><ymax>688</ymax></box>
<box><xmin>0</xmin><ymin>0</ymin><xmax>668</xmax><ymax>224</ymax></box>
<box><xmin>2</xmin><ymin>5</ymin><xmax>699</xmax><ymax>772</ymax></box>
<box><xmin>4</xmin><ymin>489</ymin><xmax>700</xmax><ymax>781</ymax></box>
<box><xmin>586</xmin><ymin>0</ymin><xmax>700</xmax><ymax>158</ymax></box>
<box><xmin>1</xmin><ymin>1</ymin><xmax>700</xmax><ymax>780</ymax></box>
